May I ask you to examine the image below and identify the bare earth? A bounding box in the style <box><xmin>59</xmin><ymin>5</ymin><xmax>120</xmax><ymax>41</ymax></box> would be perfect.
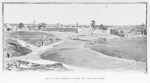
<box><xmin>4</xmin><ymin>31</ymin><xmax>146</xmax><ymax>72</ymax></box>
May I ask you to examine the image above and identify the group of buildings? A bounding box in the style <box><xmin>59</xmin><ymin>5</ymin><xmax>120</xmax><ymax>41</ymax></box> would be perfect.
<box><xmin>4</xmin><ymin>23</ymin><xmax>90</xmax><ymax>33</ymax></box>
<box><xmin>4</xmin><ymin>23</ymin><xmax>146</xmax><ymax>36</ymax></box>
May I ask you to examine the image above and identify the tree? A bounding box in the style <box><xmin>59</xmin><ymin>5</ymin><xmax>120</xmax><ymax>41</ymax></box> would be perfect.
<box><xmin>18</xmin><ymin>23</ymin><xmax>24</xmax><ymax>29</ymax></box>
<box><xmin>99</xmin><ymin>24</ymin><xmax>108</xmax><ymax>30</ymax></box>
<box><xmin>38</xmin><ymin>35</ymin><xmax>49</xmax><ymax>47</ymax></box>
<box><xmin>99</xmin><ymin>24</ymin><xmax>104</xmax><ymax>29</ymax></box>
<box><xmin>90</xmin><ymin>20</ymin><xmax>96</xmax><ymax>36</ymax></box>
<box><xmin>38</xmin><ymin>22</ymin><xmax>46</xmax><ymax>30</ymax></box>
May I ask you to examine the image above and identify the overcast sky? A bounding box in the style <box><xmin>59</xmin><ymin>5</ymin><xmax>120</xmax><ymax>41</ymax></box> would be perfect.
<box><xmin>4</xmin><ymin>3</ymin><xmax>146</xmax><ymax>25</ymax></box>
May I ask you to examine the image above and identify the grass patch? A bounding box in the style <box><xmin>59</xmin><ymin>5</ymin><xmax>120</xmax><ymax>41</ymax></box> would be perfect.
<box><xmin>14</xmin><ymin>46</ymin><xmax>32</xmax><ymax>55</ymax></box>
<box><xmin>89</xmin><ymin>38</ymin><xmax>146</xmax><ymax>62</ymax></box>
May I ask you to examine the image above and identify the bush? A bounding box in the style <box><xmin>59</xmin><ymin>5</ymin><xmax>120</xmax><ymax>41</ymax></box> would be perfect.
<box><xmin>99</xmin><ymin>24</ymin><xmax>108</xmax><ymax>30</ymax></box>
<box><xmin>94</xmin><ymin>38</ymin><xmax>107</xmax><ymax>44</ymax></box>
<box><xmin>14</xmin><ymin>46</ymin><xmax>32</xmax><ymax>55</ymax></box>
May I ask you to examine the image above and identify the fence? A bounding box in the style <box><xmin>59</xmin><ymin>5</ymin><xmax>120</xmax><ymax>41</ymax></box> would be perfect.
<box><xmin>41</xmin><ymin>28</ymin><xmax>78</xmax><ymax>33</ymax></box>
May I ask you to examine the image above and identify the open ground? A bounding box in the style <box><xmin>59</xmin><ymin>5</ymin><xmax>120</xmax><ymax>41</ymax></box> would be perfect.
<box><xmin>3</xmin><ymin>29</ymin><xmax>147</xmax><ymax>72</ymax></box>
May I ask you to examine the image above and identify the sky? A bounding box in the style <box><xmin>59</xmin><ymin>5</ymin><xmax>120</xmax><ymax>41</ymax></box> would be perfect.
<box><xmin>4</xmin><ymin>3</ymin><xmax>146</xmax><ymax>25</ymax></box>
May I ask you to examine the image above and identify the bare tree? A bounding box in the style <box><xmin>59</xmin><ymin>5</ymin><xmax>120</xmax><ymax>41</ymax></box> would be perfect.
<box><xmin>38</xmin><ymin>35</ymin><xmax>49</xmax><ymax>47</ymax></box>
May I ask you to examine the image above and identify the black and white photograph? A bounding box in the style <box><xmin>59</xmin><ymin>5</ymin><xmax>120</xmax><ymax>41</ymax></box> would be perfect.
<box><xmin>0</xmin><ymin>0</ymin><xmax>150</xmax><ymax>83</ymax></box>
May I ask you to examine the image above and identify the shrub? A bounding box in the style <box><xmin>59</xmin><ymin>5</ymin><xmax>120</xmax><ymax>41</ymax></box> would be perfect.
<box><xmin>94</xmin><ymin>38</ymin><xmax>107</xmax><ymax>44</ymax></box>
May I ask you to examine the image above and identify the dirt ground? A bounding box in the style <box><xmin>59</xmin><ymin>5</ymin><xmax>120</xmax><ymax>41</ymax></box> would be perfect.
<box><xmin>3</xmin><ymin>30</ymin><xmax>147</xmax><ymax>72</ymax></box>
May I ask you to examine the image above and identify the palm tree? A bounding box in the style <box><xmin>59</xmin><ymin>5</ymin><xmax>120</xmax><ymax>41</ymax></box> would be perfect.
<box><xmin>90</xmin><ymin>20</ymin><xmax>96</xmax><ymax>36</ymax></box>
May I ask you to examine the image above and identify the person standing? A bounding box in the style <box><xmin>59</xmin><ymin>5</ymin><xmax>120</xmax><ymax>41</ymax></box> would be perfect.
<box><xmin>7</xmin><ymin>52</ymin><xmax>10</xmax><ymax>58</ymax></box>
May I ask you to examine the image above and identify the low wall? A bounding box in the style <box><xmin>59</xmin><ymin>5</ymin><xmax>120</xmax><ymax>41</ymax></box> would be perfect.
<box><xmin>41</xmin><ymin>28</ymin><xmax>78</xmax><ymax>33</ymax></box>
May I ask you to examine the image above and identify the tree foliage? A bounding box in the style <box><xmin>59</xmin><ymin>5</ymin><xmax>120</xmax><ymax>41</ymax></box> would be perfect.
<box><xmin>18</xmin><ymin>23</ymin><xmax>24</xmax><ymax>29</ymax></box>
<box><xmin>38</xmin><ymin>22</ymin><xmax>46</xmax><ymax>30</ymax></box>
<box><xmin>99</xmin><ymin>24</ymin><xmax>108</xmax><ymax>30</ymax></box>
